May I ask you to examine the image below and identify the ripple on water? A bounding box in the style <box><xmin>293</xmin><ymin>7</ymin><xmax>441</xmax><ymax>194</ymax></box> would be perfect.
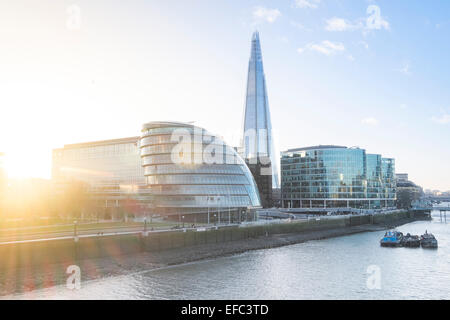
<box><xmin>8</xmin><ymin>211</ymin><xmax>450</xmax><ymax>300</ymax></box>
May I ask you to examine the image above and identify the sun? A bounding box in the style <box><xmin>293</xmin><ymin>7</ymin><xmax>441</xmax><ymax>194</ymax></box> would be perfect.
<box><xmin>2</xmin><ymin>152</ymin><xmax>51</xmax><ymax>180</ymax></box>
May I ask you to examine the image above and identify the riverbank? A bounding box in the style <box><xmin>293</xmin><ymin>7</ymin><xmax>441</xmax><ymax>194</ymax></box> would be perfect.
<box><xmin>1</xmin><ymin>213</ymin><xmax>419</xmax><ymax>297</ymax></box>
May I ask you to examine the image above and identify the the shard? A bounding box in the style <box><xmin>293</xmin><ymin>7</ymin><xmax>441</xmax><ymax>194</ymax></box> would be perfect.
<box><xmin>241</xmin><ymin>31</ymin><xmax>279</xmax><ymax>207</ymax></box>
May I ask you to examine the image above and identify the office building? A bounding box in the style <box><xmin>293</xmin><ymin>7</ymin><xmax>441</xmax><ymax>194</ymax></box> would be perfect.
<box><xmin>140</xmin><ymin>121</ymin><xmax>261</xmax><ymax>222</ymax></box>
<box><xmin>280</xmin><ymin>145</ymin><xmax>396</xmax><ymax>209</ymax></box>
<box><xmin>52</xmin><ymin>137</ymin><xmax>147</xmax><ymax>217</ymax></box>
<box><xmin>240</xmin><ymin>31</ymin><xmax>279</xmax><ymax>207</ymax></box>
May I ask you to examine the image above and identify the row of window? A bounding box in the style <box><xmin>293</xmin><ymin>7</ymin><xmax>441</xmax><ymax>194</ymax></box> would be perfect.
<box><xmin>150</xmin><ymin>195</ymin><xmax>252</xmax><ymax>207</ymax></box>
<box><xmin>143</xmin><ymin>164</ymin><xmax>245</xmax><ymax>175</ymax></box>
<box><xmin>146</xmin><ymin>174</ymin><xmax>251</xmax><ymax>185</ymax></box>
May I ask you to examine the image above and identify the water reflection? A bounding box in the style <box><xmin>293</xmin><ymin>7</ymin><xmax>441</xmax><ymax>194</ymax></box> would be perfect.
<box><xmin>9</xmin><ymin>210</ymin><xmax>450</xmax><ymax>300</ymax></box>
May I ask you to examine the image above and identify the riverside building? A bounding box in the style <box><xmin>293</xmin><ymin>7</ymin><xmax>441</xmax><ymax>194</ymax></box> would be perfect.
<box><xmin>240</xmin><ymin>31</ymin><xmax>279</xmax><ymax>208</ymax></box>
<box><xmin>280</xmin><ymin>145</ymin><xmax>396</xmax><ymax>209</ymax></box>
<box><xmin>52</xmin><ymin>137</ymin><xmax>147</xmax><ymax>217</ymax></box>
<box><xmin>140</xmin><ymin>121</ymin><xmax>261</xmax><ymax>222</ymax></box>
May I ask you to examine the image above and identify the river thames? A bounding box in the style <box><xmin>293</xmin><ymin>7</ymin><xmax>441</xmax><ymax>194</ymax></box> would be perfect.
<box><xmin>11</xmin><ymin>209</ymin><xmax>450</xmax><ymax>300</ymax></box>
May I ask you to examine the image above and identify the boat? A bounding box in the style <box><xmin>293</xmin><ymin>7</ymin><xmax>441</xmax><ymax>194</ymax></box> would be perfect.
<box><xmin>420</xmin><ymin>231</ymin><xmax>438</xmax><ymax>249</ymax></box>
<box><xmin>401</xmin><ymin>233</ymin><xmax>421</xmax><ymax>248</ymax></box>
<box><xmin>380</xmin><ymin>231</ymin><xmax>403</xmax><ymax>247</ymax></box>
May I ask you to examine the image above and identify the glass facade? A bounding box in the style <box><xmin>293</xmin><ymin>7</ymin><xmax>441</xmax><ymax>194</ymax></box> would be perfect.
<box><xmin>52</xmin><ymin>137</ymin><xmax>147</xmax><ymax>213</ymax></box>
<box><xmin>280</xmin><ymin>146</ymin><xmax>396</xmax><ymax>209</ymax></box>
<box><xmin>140</xmin><ymin>121</ymin><xmax>261</xmax><ymax>221</ymax></box>
<box><xmin>241</xmin><ymin>31</ymin><xmax>279</xmax><ymax>189</ymax></box>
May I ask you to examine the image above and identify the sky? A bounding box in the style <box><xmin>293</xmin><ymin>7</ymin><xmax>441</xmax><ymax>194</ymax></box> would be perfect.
<box><xmin>0</xmin><ymin>0</ymin><xmax>449</xmax><ymax>191</ymax></box>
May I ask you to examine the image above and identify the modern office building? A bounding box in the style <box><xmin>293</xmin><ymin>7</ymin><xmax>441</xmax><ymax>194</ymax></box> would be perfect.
<box><xmin>52</xmin><ymin>137</ymin><xmax>147</xmax><ymax>217</ymax></box>
<box><xmin>140</xmin><ymin>121</ymin><xmax>261</xmax><ymax>222</ymax></box>
<box><xmin>382</xmin><ymin>158</ymin><xmax>396</xmax><ymax>203</ymax></box>
<box><xmin>396</xmin><ymin>173</ymin><xmax>409</xmax><ymax>183</ymax></box>
<box><xmin>240</xmin><ymin>31</ymin><xmax>279</xmax><ymax>207</ymax></box>
<box><xmin>280</xmin><ymin>145</ymin><xmax>396</xmax><ymax>209</ymax></box>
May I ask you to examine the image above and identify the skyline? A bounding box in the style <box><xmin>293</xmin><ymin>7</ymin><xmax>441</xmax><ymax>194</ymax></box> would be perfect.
<box><xmin>1</xmin><ymin>0</ymin><xmax>450</xmax><ymax>191</ymax></box>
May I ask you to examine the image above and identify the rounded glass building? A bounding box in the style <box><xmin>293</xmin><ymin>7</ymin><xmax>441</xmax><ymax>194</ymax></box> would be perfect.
<box><xmin>140</xmin><ymin>122</ymin><xmax>261</xmax><ymax>222</ymax></box>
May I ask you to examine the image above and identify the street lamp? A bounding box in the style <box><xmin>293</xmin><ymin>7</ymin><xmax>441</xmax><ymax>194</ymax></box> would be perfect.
<box><xmin>74</xmin><ymin>220</ymin><xmax>78</xmax><ymax>242</ymax></box>
<box><xmin>182</xmin><ymin>215</ymin><xmax>185</xmax><ymax>228</ymax></box>
<box><xmin>217</xmin><ymin>194</ymin><xmax>221</xmax><ymax>225</ymax></box>
<box><xmin>207</xmin><ymin>194</ymin><xmax>210</xmax><ymax>225</ymax></box>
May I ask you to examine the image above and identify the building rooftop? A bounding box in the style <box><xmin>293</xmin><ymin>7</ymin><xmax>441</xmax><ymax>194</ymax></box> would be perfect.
<box><xmin>284</xmin><ymin>145</ymin><xmax>348</xmax><ymax>153</ymax></box>
<box><xmin>142</xmin><ymin>121</ymin><xmax>196</xmax><ymax>130</ymax></box>
<box><xmin>57</xmin><ymin>136</ymin><xmax>140</xmax><ymax>150</ymax></box>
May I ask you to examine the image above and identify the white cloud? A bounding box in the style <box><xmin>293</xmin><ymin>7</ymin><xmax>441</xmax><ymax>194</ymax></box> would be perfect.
<box><xmin>290</xmin><ymin>20</ymin><xmax>311</xmax><ymax>31</ymax></box>
<box><xmin>359</xmin><ymin>41</ymin><xmax>369</xmax><ymax>49</ymax></box>
<box><xmin>253</xmin><ymin>7</ymin><xmax>281</xmax><ymax>23</ymax></box>
<box><xmin>432</xmin><ymin>114</ymin><xmax>450</xmax><ymax>124</ymax></box>
<box><xmin>304</xmin><ymin>40</ymin><xmax>345</xmax><ymax>55</ymax></box>
<box><xmin>297</xmin><ymin>47</ymin><xmax>305</xmax><ymax>54</ymax></box>
<box><xmin>347</xmin><ymin>55</ymin><xmax>355</xmax><ymax>61</ymax></box>
<box><xmin>400</xmin><ymin>104</ymin><xmax>408</xmax><ymax>109</ymax></box>
<box><xmin>399</xmin><ymin>61</ymin><xmax>411</xmax><ymax>75</ymax></box>
<box><xmin>294</xmin><ymin>0</ymin><xmax>320</xmax><ymax>9</ymax></box>
<box><xmin>361</xmin><ymin>117</ymin><xmax>379</xmax><ymax>126</ymax></box>
<box><xmin>325</xmin><ymin>17</ymin><xmax>360</xmax><ymax>31</ymax></box>
<box><xmin>366</xmin><ymin>5</ymin><xmax>390</xmax><ymax>30</ymax></box>
<box><xmin>324</xmin><ymin>5</ymin><xmax>389</xmax><ymax>34</ymax></box>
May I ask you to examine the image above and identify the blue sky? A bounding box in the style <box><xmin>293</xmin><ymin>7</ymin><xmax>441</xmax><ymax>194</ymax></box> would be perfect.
<box><xmin>0</xmin><ymin>0</ymin><xmax>449</xmax><ymax>190</ymax></box>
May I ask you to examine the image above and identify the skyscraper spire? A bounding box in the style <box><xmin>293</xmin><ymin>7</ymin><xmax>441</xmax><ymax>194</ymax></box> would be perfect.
<box><xmin>241</xmin><ymin>31</ymin><xmax>279</xmax><ymax>192</ymax></box>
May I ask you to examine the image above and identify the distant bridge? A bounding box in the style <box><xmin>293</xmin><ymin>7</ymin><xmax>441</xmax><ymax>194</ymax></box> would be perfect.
<box><xmin>423</xmin><ymin>196</ymin><xmax>450</xmax><ymax>202</ymax></box>
<box><xmin>411</xmin><ymin>206</ymin><xmax>450</xmax><ymax>212</ymax></box>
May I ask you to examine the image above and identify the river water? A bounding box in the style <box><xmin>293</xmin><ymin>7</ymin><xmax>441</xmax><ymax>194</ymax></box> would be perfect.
<box><xmin>10</xmin><ymin>209</ymin><xmax>450</xmax><ymax>300</ymax></box>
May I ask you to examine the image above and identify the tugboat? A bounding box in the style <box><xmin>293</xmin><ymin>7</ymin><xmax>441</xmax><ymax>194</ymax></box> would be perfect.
<box><xmin>420</xmin><ymin>230</ymin><xmax>438</xmax><ymax>249</ymax></box>
<box><xmin>401</xmin><ymin>233</ymin><xmax>421</xmax><ymax>248</ymax></box>
<box><xmin>380</xmin><ymin>230</ymin><xmax>404</xmax><ymax>247</ymax></box>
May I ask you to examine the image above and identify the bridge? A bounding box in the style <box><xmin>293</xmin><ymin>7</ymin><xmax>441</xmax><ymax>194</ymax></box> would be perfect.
<box><xmin>411</xmin><ymin>205</ymin><xmax>450</xmax><ymax>223</ymax></box>
<box><xmin>423</xmin><ymin>196</ymin><xmax>450</xmax><ymax>202</ymax></box>
<box><xmin>411</xmin><ymin>206</ymin><xmax>450</xmax><ymax>212</ymax></box>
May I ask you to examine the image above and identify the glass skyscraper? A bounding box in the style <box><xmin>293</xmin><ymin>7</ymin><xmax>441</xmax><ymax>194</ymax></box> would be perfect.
<box><xmin>280</xmin><ymin>145</ymin><xmax>396</xmax><ymax>209</ymax></box>
<box><xmin>241</xmin><ymin>31</ymin><xmax>279</xmax><ymax>207</ymax></box>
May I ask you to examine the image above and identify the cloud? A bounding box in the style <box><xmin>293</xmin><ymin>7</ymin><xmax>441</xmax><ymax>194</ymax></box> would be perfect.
<box><xmin>398</xmin><ymin>61</ymin><xmax>411</xmax><ymax>75</ymax></box>
<box><xmin>253</xmin><ymin>7</ymin><xmax>281</xmax><ymax>23</ymax></box>
<box><xmin>302</xmin><ymin>40</ymin><xmax>345</xmax><ymax>55</ymax></box>
<box><xmin>290</xmin><ymin>20</ymin><xmax>312</xmax><ymax>32</ymax></box>
<box><xmin>297</xmin><ymin>47</ymin><xmax>305</xmax><ymax>54</ymax></box>
<box><xmin>359</xmin><ymin>41</ymin><xmax>369</xmax><ymax>49</ymax></box>
<box><xmin>366</xmin><ymin>5</ymin><xmax>390</xmax><ymax>30</ymax></box>
<box><xmin>325</xmin><ymin>17</ymin><xmax>361</xmax><ymax>31</ymax></box>
<box><xmin>400</xmin><ymin>104</ymin><xmax>408</xmax><ymax>109</ymax></box>
<box><xmin>324</xmin><ymin>5</ymin><xmax>389</xmax><ymax>34</ymax></box>
<box><xmin>361</xmin><ymin>117</ymin><xmax>379</xmax><ymax>126</ymax></box>
<box><xmin>294</xmin><ymin>0</ymin><xmax>320</xmax><ymax>9</ymax></box>
<box><xmin>432</xmin><ymin>114</ymin><xmax>450</xmax><ymax>124</ymax></box>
